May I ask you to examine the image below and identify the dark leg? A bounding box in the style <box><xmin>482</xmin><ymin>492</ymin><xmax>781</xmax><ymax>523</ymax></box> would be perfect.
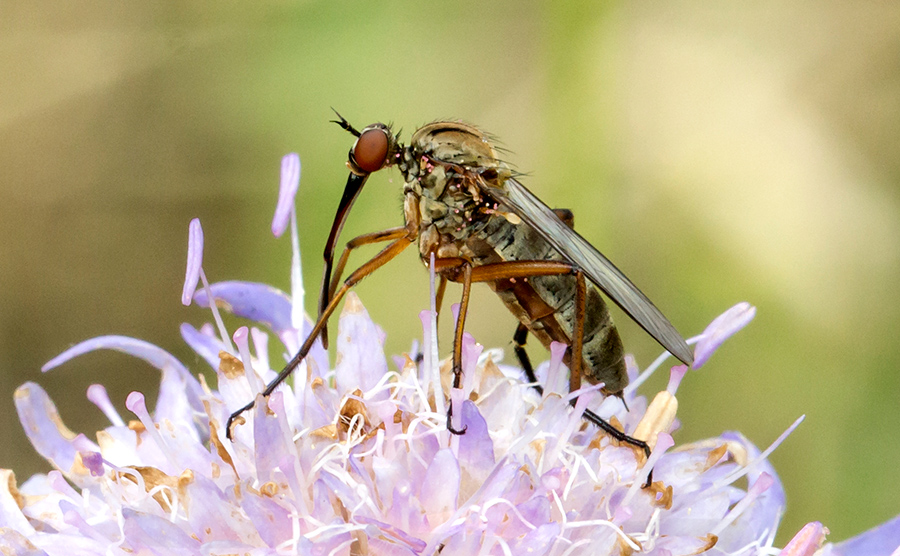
<box><xmin>514</xmin><ymin>323</ymin><xmax>653</xmax><ymax>483</ymax></box>
<box><xmin>513</xmin><ymin>323</ymin><xmax>543</xmax><ymax>396</ymax></box>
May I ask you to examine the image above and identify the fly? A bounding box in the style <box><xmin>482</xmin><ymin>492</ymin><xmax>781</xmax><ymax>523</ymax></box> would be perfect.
<box><xmin>226</xmin><ymin>114</ymin><xmax>694</xmax><ymax>465</ymax></box>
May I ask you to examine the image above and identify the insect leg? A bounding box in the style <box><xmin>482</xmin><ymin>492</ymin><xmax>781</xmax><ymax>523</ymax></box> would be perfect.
<box><xmin>570</xmin><ymin>270</ymin><xmax>586</xmax><ymax>393</ymax></box>
<box><xmin>226</xmin><ymin>232</ymin><xmax>415</xmax><ymax>439</ymax></box>
<box><xmin>512</xmin><ymin>323</ymin><xmax>543</xmax><ymax>395</ymax></box>
<box><xmin>464</xmin><ymin>260</ymin><xmax>653</xmax><ymax>479</ymax></box>
<box><xmin>435</xmin><ymin>274</ymin><xmax>448</xmax><ymax>326</ymax></box>
<box><xmin>326</xmin><ymin>226</ymin><xmax>409</xmax><ymax>319</ymax></box>
<box><xmin>445</xmin><ymin>263</ymin><xmax>473</xmax><ymax>434</ymax></box>
<box><xmin>514</xmin><ymin>323</ymin><xmax>646</xmax><ymax>460</ymax></box>
<box><xmin>552</xmin><ymin>208</ymin><xmax>574</xmax><ymax>228</ymax></box>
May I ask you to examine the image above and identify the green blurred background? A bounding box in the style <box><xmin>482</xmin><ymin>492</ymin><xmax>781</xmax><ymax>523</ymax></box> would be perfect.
<box><xmin>2</xmin><ymin>0</ymin><xmax>898</xmax><ymax>544</ymax></box>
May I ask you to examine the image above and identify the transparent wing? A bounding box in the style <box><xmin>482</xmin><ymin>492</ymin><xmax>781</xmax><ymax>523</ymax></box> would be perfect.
<box><xmin>492</xmin><ymin>177</ymin><xmax>694</xmax><ymax>366</ymax></box>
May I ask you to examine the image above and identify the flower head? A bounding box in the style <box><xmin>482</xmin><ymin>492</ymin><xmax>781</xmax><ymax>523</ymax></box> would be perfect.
<box><xmin>4</xmin><ymin>153</ymin><xmax>898</xmax><ymax>555</ymax></box>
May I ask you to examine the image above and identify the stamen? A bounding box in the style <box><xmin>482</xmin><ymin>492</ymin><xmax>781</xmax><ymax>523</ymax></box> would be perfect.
<box><xmin>715</xmin><ymin>415</ymin><xmax>805</xmax><ymax>489</ymax></box>
<box><xmin>124</xmin><ymin>392</ymin><xmax>178</xmax><ymax>470</ymax></box>
<box><xmin>250</xmin><ymin>327</ymin><xmax>270</xmax><ymax>378</ymax></box>
<box><xmin>461</xmin><ymin>333</ymin><xmax>482</xmax><ymax>398</ymax></box>
<box><xmin>181</xmin><ymin>218</ymin><xmax>203</xmax><ymax>306</ymax></box>
<box><xmin>428</xmin><ymin>253</ymin><xmax>444</xmax><ymax>421</ymax></box>
<box><xmin>181</xmin><ymin>219</ymin><xmax>233</xmax><ymax>351</ymax></box>
<box><xmin>272</xmin><ymin>153</ymin><xmax>301</xmax><ymax>238</ymax></box>
<box><xmin>711</xmin><ymin>473</ymin><xmax>775</xmax><ymax>537</ymax></box>
<box><xmin>289</xmin><ymin>207</ymin><xmax>305</xmax><ymax>337</ymax></box>
<box><xmin>198</xmin><ymin>267</ymin><xmax>233</xmax><ymax>352</ymax></box>
<box><xmin>666</xmin><ymin>364</ymin><xmax>688</xmax><ymax>395</ymax></box>
<box><xmin>233</xmin><ymin>326</ymin><xmax>263</xmax><ymax>395</ymax></box>
<box><xmin>632</xmin><ymin>390</ymin><xmax>677</xmax><ymax>449</ymax></box>
<box><xmin>86</xmin><ymin>384</ymin><xmax>125</xmax><ymax>427</ymax></box>
<box><xmin>546</xmin><ymin>341</ymin><xmax>567</xmax><ymax>397</ymax></box>
<box><xmin>632</xmin><ymin>365</ymin><xmax>687</xmax><ymax>448</ymax></box>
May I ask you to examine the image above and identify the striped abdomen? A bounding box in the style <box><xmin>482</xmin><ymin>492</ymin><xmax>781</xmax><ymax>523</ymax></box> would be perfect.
<box><xmin>466</xmin><ymin>213</ymin><xmax>627</xmax><ymax>394</ymax></box>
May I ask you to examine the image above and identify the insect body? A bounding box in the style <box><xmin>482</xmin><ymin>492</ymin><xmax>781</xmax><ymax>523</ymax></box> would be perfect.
<box><xmin>402</xmin><ymin>122</ymin><xmax>629</xmax><ymax>395</ymax></box>
<box><xmin>226</xmin><ymin>116</ymin><xmax>694</xmax><ymax>453</ymax></box>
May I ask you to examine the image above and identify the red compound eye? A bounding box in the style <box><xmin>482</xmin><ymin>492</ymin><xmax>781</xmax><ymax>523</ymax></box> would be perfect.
<box><xmin>353</xmin><ymin>128</ymin><xmax>389</xmax><ymax>173</ymax></box>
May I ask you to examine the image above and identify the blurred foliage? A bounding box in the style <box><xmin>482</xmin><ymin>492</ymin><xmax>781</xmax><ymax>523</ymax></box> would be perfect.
<box><xmin>2</xmin><ymin>0</ymin><xmax>899</xmax><ymax>544</ymax></box>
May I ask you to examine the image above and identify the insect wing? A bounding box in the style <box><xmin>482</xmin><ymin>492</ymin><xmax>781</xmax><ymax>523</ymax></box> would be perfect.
<box><xmin>493</xmin><ymin>177</ymin><xmax>694</xmax><ymax>366</ymax></box>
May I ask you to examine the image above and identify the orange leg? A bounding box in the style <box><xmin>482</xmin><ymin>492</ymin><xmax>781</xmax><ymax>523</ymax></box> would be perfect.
<box><xmin>227</xmin><ymin>232</ymin><xmax>415</xmax><ymax>439</ymax></box>
<box><xmin>320</xmin><ymin>226</ymin><xmax>409</xmax><ymax>348</ymax></box>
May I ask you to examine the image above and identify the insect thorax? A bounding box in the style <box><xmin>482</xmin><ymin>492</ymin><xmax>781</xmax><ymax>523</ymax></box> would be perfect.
<box><xmin>401</xmin><ymin>147</ymin><xmax>499</xmax><ymax>262</ymax></box>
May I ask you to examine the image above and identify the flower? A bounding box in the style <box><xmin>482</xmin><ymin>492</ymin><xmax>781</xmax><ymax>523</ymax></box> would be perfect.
<box><xmin>4</xmin><ymin>154</ymin><xmax>899</xmax><ymax>555</ymax></box>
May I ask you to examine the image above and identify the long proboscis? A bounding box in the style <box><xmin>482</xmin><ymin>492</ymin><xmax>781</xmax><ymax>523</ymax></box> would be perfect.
<box><xmin>319</xmin><ymin>172</ymin><xmax>369</xmax><ymax>347</ymax></box>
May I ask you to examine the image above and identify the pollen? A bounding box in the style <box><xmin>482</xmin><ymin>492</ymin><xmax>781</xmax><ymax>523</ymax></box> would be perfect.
<box><xmin>218</xmin><ymin>351</ymin><xmax>245</xmax><ymax>379</ymax></box>
<box><xmin>632</xmin><ymin>390</ymin><xmax>677</xmax><ymax>449</ymax></box>
<box><xmin>260</xmin><ymin>482</ymin><xmax>280</xmax><ymax>497</ymax></box>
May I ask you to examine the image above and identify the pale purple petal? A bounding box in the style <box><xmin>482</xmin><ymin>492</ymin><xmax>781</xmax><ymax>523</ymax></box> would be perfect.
<box><xmin>252</xmin><ymin>393</ymin><xmax>288</xmax><ymax>482</ymax></box>
<box><xmin>419</xmin><ymin>449</ymin><xmax>460</xmax><ymax>517</ymax></box>
<box><xmin>694</xmin><ymin>302</ymin><xmax>756</xmax><ymax>368</ymax></box>
<box><xmin>513</xmin><ymin>522</ymin><xmax>560</xmax><ymax>554</ymax></box>
<box><xmin>155</xmin><ymin>366</ymin><xmax>201</xmax><ymax>434</ymax></box>
<box><xmin>0</xmin><ymin>528</ymin><xmax>47</xmax><ymax>555</ymax></box>
<box><xmin>14</xmin><ymin>383</ymin><xmax>96</xmax><ymax>475</ymax></box>
<box><xmin>272</xmin><ymin>153</ymin><xmax>300</xmax><ymax>238</ymax></box>
<box><xmin>121</xmin><ymin>509</ymin><xmax>200</xmax><ymax>554</ymax></box>
<box><xmin>179</xmin><ymin>322</ymin><xmax>224</xmax><ymax>370</ymax></box>
<box><xmin>0</xmin><ymin>469</ymin><xmax>34</xmax><ymax>535</ymax></box>
<box><xmin>183</xmin><ymin>475</ymin><xmax>252</xmax><ymax>544</ymax></box>
<box><xmin>182</xmin><ymin>218</ymin><xmax>203</xmax><ymax>306</ymax></box>
<box><xmin>239</xmin><ymin>493</ymin><xmax>294</xmax><ymax>547</ymax></box>
<box><xmin>41</xmin><ymin>335</ymin><xmax>203</xmax><ymax>413</ymax></box>
<box><xmin>826</xmin><ymin>514</ymin><xmax>900</xmax><ymax>556</ymax></box>
<box><xmin>193</xmin><ymin>281</ymin><xmax>293</xmax><ymax>336</ymax></box>
<box><xmin>334</xmin><ymin>293</ymin><xmax>387</xmax><ymax>396</ymax></box>
<box><xmin>364</xmin><ymin>537</ymin><xmax>420</xmax><ymax>556</ymax></box>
